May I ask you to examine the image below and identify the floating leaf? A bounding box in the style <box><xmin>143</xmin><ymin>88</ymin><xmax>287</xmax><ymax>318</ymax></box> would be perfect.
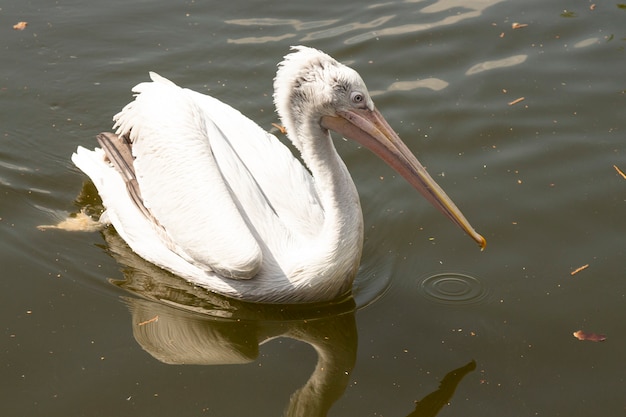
<box><xmin>573</xmin><ymin>330</ymin><xmax>606</xmax><ymax>342</ymax></box>
<box><xmin>570</xmin><ymin>264</ymin><xmax>589</xmax><ymax>275</ymax></box>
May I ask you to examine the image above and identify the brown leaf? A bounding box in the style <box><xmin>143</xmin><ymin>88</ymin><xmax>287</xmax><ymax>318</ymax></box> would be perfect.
<box><xmin>13</xmin><ymin>21</ymin><xmax>28</xmax><ymax>30</ymax></box>
<box><xmin>570</xmin><ymin>264</ymin><xmax>589</xmax><ymax>276</ymax></box>
<box><xmin>573</xmin><ymin>330</ymin><xmax>606</xmax><ymax>342</ymax></box>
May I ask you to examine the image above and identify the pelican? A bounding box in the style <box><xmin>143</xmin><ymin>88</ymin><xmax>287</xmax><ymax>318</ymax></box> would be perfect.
<box><xmin>72</xmin><ymin>46</ymin><xmax>485</xmax><ymax>303</ymax></box>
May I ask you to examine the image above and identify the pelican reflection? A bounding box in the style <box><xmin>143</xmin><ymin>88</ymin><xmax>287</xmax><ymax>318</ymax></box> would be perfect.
<box><xmin>102</xmin><ymin>226</ymin><xmax>474</xmax><ymax>416</ymax></box>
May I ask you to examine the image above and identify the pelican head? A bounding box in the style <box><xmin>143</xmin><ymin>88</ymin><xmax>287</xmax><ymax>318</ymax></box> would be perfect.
<box><xmin>274</xmin><ymin>46</ymin><xmax>486</xmax><ymax>249</ymax></box>
<box><xmin>274</xmin><ymin>47</ymin><xmax>371</xmax><ymax>150</ymax></box>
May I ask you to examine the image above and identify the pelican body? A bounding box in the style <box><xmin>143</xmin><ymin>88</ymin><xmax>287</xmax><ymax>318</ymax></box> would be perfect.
<box><xmin>72</xmin><ymin>46</ymin><xmax>485</xmax><ymax>303</ymax></box>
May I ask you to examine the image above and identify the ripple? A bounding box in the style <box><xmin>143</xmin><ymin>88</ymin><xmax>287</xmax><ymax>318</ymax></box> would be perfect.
<box><xmin>417</xmin><ymin>273</ymin><xmax>488</xmax><ymax>305</ymax></box>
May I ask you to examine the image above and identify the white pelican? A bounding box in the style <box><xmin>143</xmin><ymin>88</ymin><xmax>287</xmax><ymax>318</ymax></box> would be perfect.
<box><xmin>72</xmin><ymin>46</ymin><xmax>485</xmax><ymax>303</ymax></box>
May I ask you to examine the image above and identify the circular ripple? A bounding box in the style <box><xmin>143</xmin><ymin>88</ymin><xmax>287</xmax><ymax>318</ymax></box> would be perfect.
<box><xmin>418</xmin><ymin>273</ymin><xmax>488</xmax><ymax>305</ymax></box>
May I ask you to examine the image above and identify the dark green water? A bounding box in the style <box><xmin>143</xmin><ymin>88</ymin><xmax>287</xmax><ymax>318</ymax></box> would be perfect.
<box><xmin>2</xmin><ymin>0</ymin><xmax>625</xmax><ymax>416</ymax></box>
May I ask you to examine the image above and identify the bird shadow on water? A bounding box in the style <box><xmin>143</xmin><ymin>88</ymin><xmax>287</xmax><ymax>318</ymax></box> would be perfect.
<box><xmin>99</xmin><ymin>225</ymin><xmax>476</xmax><ymax>417</ymax></box>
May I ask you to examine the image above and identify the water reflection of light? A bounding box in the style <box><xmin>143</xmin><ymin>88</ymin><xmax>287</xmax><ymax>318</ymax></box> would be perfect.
<box><xmin>573</xmin><ymin>37</ymin><xmax>599</xmax><ymax>48</ymax></box>
<box><xmin>416</xmin><ymin>0</ymin><xmax>504</xmax><ymax>14</ymax></box>
<box><xmin>465</xmin><ymin>54</ymin><xmax>528</xmax><ymax>75</ymax></box>
<box><xmin>225</xmin><ymin>18</ymin><xmax>339</xmax><ymax>31</ymax></box>
<box><xmin>370</xmin><ymin>77</ymin><xmax>449</xmax><ymax>97</ymax></box>
<box><xmin>225</xmin><ymin>18</ymin><xmax>338</xmax><ymax>44</ymax></box>
<box><xmin>228</xmin><ymin>33</ymin><xmax>296</xmax><ymax>45</ymax></box>
<box><xmin>224</xmin><ymin>0</ymin><xmax>508</xmax><ymax>45</ymax></box>
<box><xmin>301</xmin><ymin>15</ymin><xmax>395</xmax><ymax>42</ymax></box>
<box><xmin>345</xmin><ymin>0</ymin><xmax>506</xmax><ymax>44</ymax></box>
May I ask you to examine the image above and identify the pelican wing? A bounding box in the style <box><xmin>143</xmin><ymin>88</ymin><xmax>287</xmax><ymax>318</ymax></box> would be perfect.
<box><xmin>177</xmin><ymin>78</ymin><xmax>324</xmax><ymax>241</ymax></box>
<box><xmin>105</xmin><ymin>73</ymin><xmax>323</xmax><ymax>279</ymax></box>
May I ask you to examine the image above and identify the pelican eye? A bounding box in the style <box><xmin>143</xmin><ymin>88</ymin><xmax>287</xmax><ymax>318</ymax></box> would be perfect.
<box><xmin>350</xmin><ymin>91</ymin><xmax>365</xmax><ymax>105</ymax></box>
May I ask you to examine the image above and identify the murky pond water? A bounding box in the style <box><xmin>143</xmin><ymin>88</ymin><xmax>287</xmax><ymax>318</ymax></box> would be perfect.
<box><xmin>2</xmin><ymin>0</ymin><xmax>625</xmax><ymax>416</ymax></box>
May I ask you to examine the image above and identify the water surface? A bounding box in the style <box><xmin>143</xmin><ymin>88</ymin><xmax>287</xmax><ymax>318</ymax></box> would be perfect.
<box><xmin>2</xmin><ymin>0</ymin><xmax>625</xmax><ymax>416</ymax></box>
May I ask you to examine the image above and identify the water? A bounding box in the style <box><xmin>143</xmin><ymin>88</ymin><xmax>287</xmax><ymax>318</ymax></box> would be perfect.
<box><xmin>417</xmin><ymin>273</ymin><xmax>489</xmax><ymax>305</ymax></box>
<box><xmin>2</xmin><ymin>0</ymin><xmax>625</xmax><ymax>416</ymax></box>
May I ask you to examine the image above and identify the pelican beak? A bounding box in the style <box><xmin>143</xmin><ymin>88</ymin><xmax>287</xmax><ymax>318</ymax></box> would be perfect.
<box><xmin>321</xmin><ymin>107</ymin><xmax>486</xmax><ymax>250</ymax></box>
